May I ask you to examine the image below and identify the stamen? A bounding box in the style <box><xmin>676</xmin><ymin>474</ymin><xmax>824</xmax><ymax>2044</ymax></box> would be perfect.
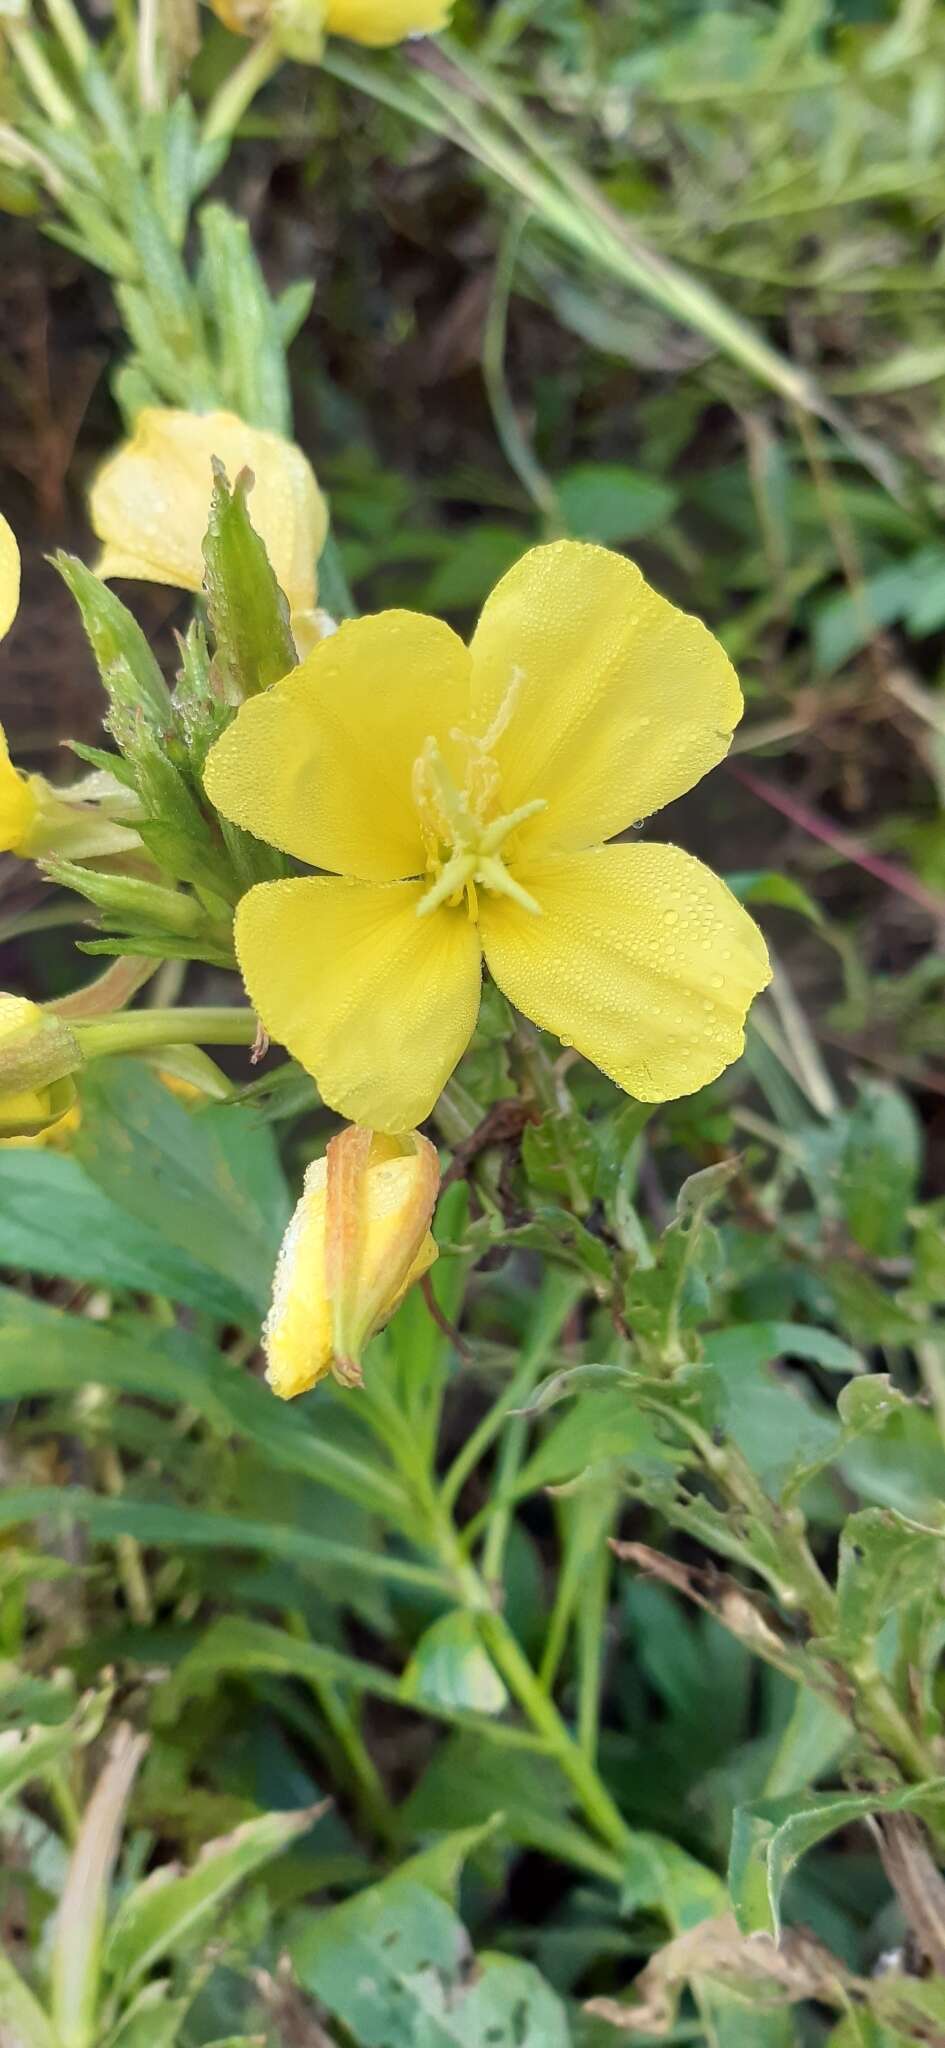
<box><xmin>416</xmin><ymin>851</ymin><xmax>475</xmax><ymax>918</ymax></box>
<box><xmin>476</xmin><ymin>857</ymin><xmax>541</xmax><ymax>914</ymax></box>
<box><xmin>479</xmin><ymin>796</ymin><xmax>546</xmax><ymax>855</ymax></box>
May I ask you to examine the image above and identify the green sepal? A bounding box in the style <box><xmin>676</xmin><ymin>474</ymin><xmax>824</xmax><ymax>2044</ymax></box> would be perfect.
<box><xmin>202</xmin><ymin>462</ymin><xmax>297</xmax><ymax>703</ymax></box>
<box><xmin>54</xmin><ymin>555</ymin><xmax>172</xmax><ymax>728</ymax></box>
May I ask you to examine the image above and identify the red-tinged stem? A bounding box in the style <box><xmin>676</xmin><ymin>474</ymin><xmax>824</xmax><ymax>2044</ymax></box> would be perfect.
<box><xmin>730</xmin><ymin>763</ymin><xmax>945</xmax><ymax>921</ymax></box>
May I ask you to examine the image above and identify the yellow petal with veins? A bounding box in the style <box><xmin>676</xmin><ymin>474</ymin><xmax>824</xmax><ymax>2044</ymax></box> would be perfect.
<box><xmin>205</xmin><ymin>611</ymin><xmax>470</xmax><ymax>881</ymax></box>
<box><xmin>90</xmin><ymin>407</ymin><xmax>328</xmax><ymax>616</ymax></box>
<box><xmin>0</xmin><ymin>515</ymin><xmax>20</xmax><ymax>642</ymax></box>
<box><xmin>324</xmin><ymin>0</ymin><xmax>450</xmax><ymax>43</ymax></box>
<box><xmin>468</xmin><ymin>541</ymin><xmax>743</xmax><ymax>858</ymax></box>
<box><xmin>480</xmin><ymin>842</ymin><xmax>770</xmax><ymax>1102</ymax></box>
<box><xmin>235</xmin><ymin>875</ymin><xmax>482</xmax><ymax>1132</ymax></box>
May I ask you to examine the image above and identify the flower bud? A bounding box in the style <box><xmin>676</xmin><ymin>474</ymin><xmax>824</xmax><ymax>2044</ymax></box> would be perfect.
<box><xmin>0</xmin><ymin>996</ymin><xmax>81</xmax><ymax>1137</ymax></box>
<box><xmin>0</xmin><ymin>725</ymin><xmax>140</xmax><ymax>861</ymax></box>
<box><xmin>264</xmin><ymin>1124</ymin><xmax>440</xmax><ymax>1399</ymax></box>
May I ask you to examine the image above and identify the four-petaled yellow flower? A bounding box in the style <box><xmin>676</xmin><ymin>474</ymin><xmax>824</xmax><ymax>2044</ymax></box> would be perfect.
<box><xmin>89</xmin><ymin>407</ymin><xmax>329</xmax><ymax>655</ymax></box>
<box><xmin>205</xmin><ymin>541</ymin><xmax>771</xmax><ymax>1134</ymax></box>
<box><xmin>265</xmin><ymin>1123</ymin><xmax>439</xmax><ymax>1397</ymax></box>
<box><xmin>208</xmin><ymin>0</ymin><xmax>451</xmax><ymax>54</ymax></box>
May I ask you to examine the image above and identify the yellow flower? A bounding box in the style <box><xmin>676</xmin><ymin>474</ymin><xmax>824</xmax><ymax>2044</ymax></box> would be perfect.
<box><xmin>264</xmin><ymin>1123</ymin><xmax>439</xmax><ymax>1397</ymax></box>
<box><xmin>204</xmin><ymin>541</ymin><xmax>771</xmax><ymax>1134</ymax></box>
<box><xmin>0</xmin><ymin>995</ymin><xmax>80</xmax><ymax>1139</ymax></box>
<box><xmin>323</xmin><ymin>0</ymin><xmax>452</xmax><ymax>45</ymax></box>
<box><xmin>89</xmin><ymin>407</ymin><xmax>329</xmax><ymax>647</ymax></box>
<box><xmin>0</xmin><ymin>520</ymin><xmax>140</xmax><ymax>860</ymax></box>
<box><xmin>207</xmin><ymin>0</ymin><xmax>450</xmax><ymax>51</ymax></box>
<box><xmin>0</xmin><ymin>512</ymin><xmax>20</xmax><ymax>642</ymax></box>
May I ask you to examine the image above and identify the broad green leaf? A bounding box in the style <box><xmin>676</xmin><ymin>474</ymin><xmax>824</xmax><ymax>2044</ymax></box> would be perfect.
<box><xmin>838</xmin><ymin>1081</ymin><xmax>922</xmax><ymax>1256</ymax></box>
<box><xmin>514</xmin><ymin>1388</ymin><xmax>679</xmax><ymax>1493</ymax></box>
<box><xmin>556</xmin><ymin>462</ymin><xmax>677</xmax><ymax>544</ymax></box>
<box><xmin>0</xmin><ymin>1487</ymin><xmax>443</xmax><ymax>1598</ymax></box>
<box><xmin>815</xmin><ymin>1506</ymin><xmax>945</xmax><ymax>1663</ymax></box>
<box><xmin>74</xmin><ymin>1059</ymin><xmax>289</xmax><ymax>1316</ymax></box>
<box><xmin>0</xmin><ymin>1148</ymin><xmax>258</xmax><ymax>1324</ymax></box>
<box><xmin>156</xmin><ymin>1615</ymin><xmax>545</xmax><ymax>1750</ymax></box>
<box><xmin>621</xmin><ymin>1832</ymin><xmax>727</xmax><ymax>1932</ymax></box>
<box><xmin>291</xmin><ymin>1878</ymin><xmax>570</xmax><ymax>2046</ymax></box>
<box><xmin>730</xmin><ymin>1780</ymin><xmax>945</xmax><ymax>1939</ymax></box>
<box><xmin>727</xmin><ymin>870</ymin><xmax>824</xmax><ymax>925</ymax></box>
<box><xmin>0</xmin><ymin>1688</ymin><xmax>109</xmax><ymax>1812</ymax></box>
<box><xmin>0</xmin><ymin>1290</ymin><xmax>409</xmax><ymax>1524</ymax></box>
<box><xmin>105</xmin><ymin>1806</ymin><xmax>323</xmax><ymax>1992</ymax></box>
<box><xmin>401</xmin><ymin>1613</ymin><xmax>509</xmax><ymax>1715</ymax></box>
<box><xmin>702</xmin><ymin>1321</ymin><xmax>863</xmax><ymax>1377</ymax></box>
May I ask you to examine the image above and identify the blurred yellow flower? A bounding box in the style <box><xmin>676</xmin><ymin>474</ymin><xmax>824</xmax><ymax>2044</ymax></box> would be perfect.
<box><xmin>208</xmin><ymin>0</ymin><xmax>449</xmax><ymax>52</ymax></box>
<box><xmin>89</xmin><ymin>407</ymin><xmax>329</xmax><ymax>648</ymax></box>
<box><xmin>204</xmin><ymin>540</ymin><xmax>771</xmax><ymax>1134</ymax></box>
<box><xmin>0</xmin><ymin>995</ymin><xmax>80</xmax><ymax>1140</ymax></box>
<box><xmin>324</xmin><ymin>0</ymin><xmax>452</xmax><ymax>45</ymax></box>
<box><xmin>0</xmin><ymin>523</ymin><xmax>139</xmax><ymax>860</ymax></box>
<box><xmin>0</xmin><ymin>512</ymin><xmax>20</xmax><ymax>642</ymax></box>
<box><xmin>264</xmin><ymin>1123</ymin><xmax>439</xmax><ymax>1397</ymax></box>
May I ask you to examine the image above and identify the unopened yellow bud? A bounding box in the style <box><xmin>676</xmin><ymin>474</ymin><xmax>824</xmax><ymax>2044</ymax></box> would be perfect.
<box><xmin>89</xmin><ymin>408</ymin><xmax>328</xmax><ymax>635</ymax></box>
<box><xmin>264</xmin><ymin>1124</ymin><xmax>440</xmax><ymax>1399</ymax></box>
<box><xmin>0</xmin><ymin>996</ymin><xmax>81</xmax><ymax>1137</ymax></box>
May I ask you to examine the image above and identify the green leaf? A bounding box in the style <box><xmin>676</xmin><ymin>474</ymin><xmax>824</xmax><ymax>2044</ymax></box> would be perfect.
<box><xmin>54</xmin><ymin>556</ymin><xmax>172</xmax><ymax>726</ymax></box>
<box><xmin>621</xmin><ymin>1832</ymin><xmax>728</xmax><ymax>1932</ymax></box>
<box><xmin>0</xmin><ymin>1148</ymin><xmax>259</xmax><ymax>1323</ymax></box>
<box><xmin>814</xmin><ymin>1506</ymin><xmax>945</xmax><ymax>1665</ymax></box>
<box><xmin>74</xmin><ymin>1059</ymin><xmax>289</xmax><ymax>1314</ymax></box>
<box><xmin>556</xmin><ymin>461</ymin><xmax>677</xmax><ymax>544</ymax></box>
<box><xmin>420</xmin><ymin>525</ymin><xmax>525</xmax><ymax>609</ymax></box>
<box><xmin>730</xmin><ymin>1780</ymin><xmax>945</xmax><ymax>1939</ymax></box>
<box><xmin>202</xmin><ymin>462</ymin><xmax>297</xmax><ymax>702</ymax></box>
<box><xmin>0</xmin><ymin>1289</ymin><xmax>409</xmax><ymax>1523</ymax></box>
<box><xmin>291</xmin><ymin>1878</ymin><xmax>570</xmax><ymax>2046</ymax></box>
<box><xmin>401</xmin><ymin>1613</ymin><xmax>508</xmax><ymax>1716</ymax></box>
<box><xmin>727</xmin><ymin>869</ymin><xmax>824</xmax><ymax>925</ymax></box>
<box><xmin>0</xmin><ymin>1950</ymin><xmax>56</xmax><ymax>2048</ymax></box>
<box><xmin>105</xmin><ymin>1806</ymin><xmax>323</xmax><ymax>1993</ymax></box>
<box><xmin>838</xmin><ymin>1081</ymin><xmax>922</xmax><ymax>1256</ymax></box>
<box><xmin>197</xmin><ymin>201</ymin><xmax>292</xmax><ymax>434</ymax></box>
<box><xmin>514</xmin><ymin>1387</ymin><xmax>679</xmax><ymax>1493</ymax></box>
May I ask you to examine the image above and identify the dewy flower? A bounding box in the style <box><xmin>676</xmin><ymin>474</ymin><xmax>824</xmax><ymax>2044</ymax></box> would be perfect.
<box><xmin>204</xmin><ymin>541</ymin><xmax>772</xmax><ymax>1134</ymax></box>
<box><xmin>264</xmin><ymin>1123</ymin><xmax>440</xmax><ymax>1397</ymax></box>
<box><xmin>208</xmin><ymin>0</ymin><xmax>450</xmax><ymax>54</ymax></box>
<box><xmin>0</xmin><ymin>518</ymin><xmax>140</xmax><ymax>860</ymax></box>
<box><xmin>89</xmin><ymin>407</ymin><xmax>329</xmax><ymax>654</ymax></box>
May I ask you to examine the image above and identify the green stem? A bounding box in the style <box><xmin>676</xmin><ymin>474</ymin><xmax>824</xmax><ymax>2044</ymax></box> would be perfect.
<box><xmin>74</xmin><ymin>1006</ymin><xmax>256</xmax><ymax>1059</ymax></box>
<box><xmin>441</xmin><ymin>1268</ymin><xmax>582</xmax><ymax>1518</ymax></box>
<box><xmin>6</xmin><ymin>23</ymin><xmax>76</xmax><ymax>127</ymax></box>
<box><xmin>308</xmin><ymin>1674</ymin><xmax>397</xmax><ymax>1845</ymax></box>
<box><xmin>202</xmin><ymin>31</ymin><xmax>282</xmax><ymax>145</ymax></box>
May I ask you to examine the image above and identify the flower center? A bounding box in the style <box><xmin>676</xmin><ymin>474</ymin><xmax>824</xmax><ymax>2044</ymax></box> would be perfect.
<box><xmin>412</xmin><ymin>729</ymin><xmax>545</xmax><ymax>922</ymax></box>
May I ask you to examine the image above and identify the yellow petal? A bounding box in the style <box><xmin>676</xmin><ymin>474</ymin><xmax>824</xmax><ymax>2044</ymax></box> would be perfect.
<box><xmin>0</xmin><ymin>724</ymin><xmax>37</xmax><ymax>854</ymax></box>
<box><xmin>0</xmin><ymin>515</ymin><xmax>20</xmax><ymax>641</ymax></box>
<box><xmin>235</xmin><ymin>875</ymin><xmax>482</xmax><ymax>1131</ymax></box>
<box><xmin>90</xmin><ymin>408</ymin><xmax>328</xmax><ymax>615</ymax></box>
<box><xmin>205</xmin><ymin>611</ymin><xmax>470</xmax><ymax>881</ymax></box>
<box><xmin>480</xmin><ymin>843</ymin><xmax>770</xmax><ymax>1102</ymax></box>
<box><xmin>325</xmin><ymin>0</ymin><xmax>450</xmax><ymax>44</ymax></box>
<box><xmin>468</xmin><ymin>541</ymin><xmax>743</xmax><ymax>857</ymax></box>
<box><xmin>264</xmin><ymin>1154</ymin><xmax>334</xmax><ymax>1398</ymax></box>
